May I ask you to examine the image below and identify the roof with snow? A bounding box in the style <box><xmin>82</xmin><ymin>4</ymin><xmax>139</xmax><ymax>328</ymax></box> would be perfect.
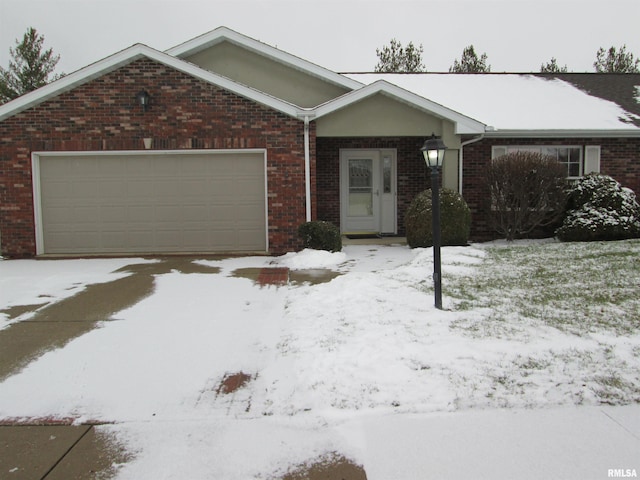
<box><xmin>346</xmin><ymin>73</ymin><xmax>640</xmax><ymax>135</ymax></box>
<box><xmin>1</xmin><ymin>24</ymin><xmax>639</xmax><ymax>138</ymax></box>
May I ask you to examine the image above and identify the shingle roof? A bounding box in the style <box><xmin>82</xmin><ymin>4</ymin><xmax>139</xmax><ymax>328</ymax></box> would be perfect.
<box><xmin>547</xmin><ymin>73</ymin><xmax>640</xmax><ymax>126</ymax></box>
<box><xmin>346</xmin><ymin>73</ymin><xmax>640</xmax><ymax>133</ymax></box>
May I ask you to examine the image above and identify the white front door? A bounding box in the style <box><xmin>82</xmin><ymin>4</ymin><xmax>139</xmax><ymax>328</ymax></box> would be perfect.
<box><xmin>340</xmin><ymin>149</ymin><xmax>397</xmax><ymax>234</ymax></box>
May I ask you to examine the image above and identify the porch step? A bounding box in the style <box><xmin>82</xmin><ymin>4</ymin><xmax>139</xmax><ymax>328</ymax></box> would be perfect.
<box><xmin>341</xmin><ymin>236</ymin><xmax>407</xmax><ymax>246</ymax></box>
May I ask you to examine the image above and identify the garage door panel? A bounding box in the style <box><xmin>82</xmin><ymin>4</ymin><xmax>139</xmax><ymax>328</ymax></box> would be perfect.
<box><xmin>128</xmin><ymin>231</ymin><xmax>155</xmax><ymax>248</ymax></box>
<box><xmin>102</xmin><ymin>231</ymin><xmax>127</xmax><ymax>248</ymax></box>
<box><xmin>100</xmin><ymin>206</ymin><xmax>127</xmax><ymax>222</ymax></box>
<box><xmin>126</xmin><ymin>157</ymin><xmax>154</xmax><ymax>175</ymax></box>
<box><xmin>97</xmin><ymin>157</ymin><xmax>125</xmax><ymax>176</ymax></box>
<box><xmin>126</xmin><ymin>179</ymin><xmax>156</xmax><ymax>198</ymax></box>
<box><xmin>236</xmin><ymin>205</ymin><xmax>265</xmax><ymax>222</ymax></box>
<box><xmin>127</xmin><ymin>205</ymin><xmax>155</xmax><ymax>223</ymax></box>
<box><xmin>180</xmin><ymin>179</ymin><xmax>210</xmax><ymax>197</ymax></box>
<box><xmin>155</xmin><ymin>205</ymin><xmax>183</xmax><ymax>222</ymax></box>
<box><xmin>237</xmin><ymin>229</ymin><xmax>265</xmax><ymax>249</ymax></box>
<box><xmin>97</xmin><ymin>181</ymin><xmax>127</xmax><ymax>200</ymax></box>
<box><xmin>209</xmin><ymin>205</ymin><xmax>236</xmax><ymax>222</ymax></box>
<box><xmin>180</xmin><ymin>206</ymin><xmax>207</xmax><ymax>222</ymax></box>
<box><xmin>38</xmin><ymin>152</ymin><xmax>266</xmax><ymax>254</ymax></box>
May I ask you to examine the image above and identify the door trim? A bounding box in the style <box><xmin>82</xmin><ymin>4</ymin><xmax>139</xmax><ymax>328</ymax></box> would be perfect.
<box><xmin>339</xmin><ymin>148</ymin><xmax>397</xmax><ymax>235</ymax></box>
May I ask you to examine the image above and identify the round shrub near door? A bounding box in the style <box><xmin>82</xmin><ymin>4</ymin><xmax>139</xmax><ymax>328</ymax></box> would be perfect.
<box><xmin>405</xmin><ymin>189</ymin><xmax>471</xmax><ymax>248</ymax></box>
<box><xmin>556</xmin><ymin>173</ymin><xmax>640</xmax><ymax>242</ymax></box>
<box><xmin>298</xmin><ymin>221</ymin><xmax>343</xmax><ymax>252</ymax></box>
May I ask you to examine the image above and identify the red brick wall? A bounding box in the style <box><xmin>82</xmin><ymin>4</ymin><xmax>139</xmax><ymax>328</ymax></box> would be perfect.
<box><xmin>316</xmin><ymin>137</ymin><xmax>429</xmax><ymax>235</ymax></box>
<box><xmin>0</xmin><ymin>58</ymin><xmax>311</xmax><ymax>257</ymax></box>
<box><xmin>463</xmin><ymin>137</ymin><xmax>640</xmax><ymax>240</ymax></box>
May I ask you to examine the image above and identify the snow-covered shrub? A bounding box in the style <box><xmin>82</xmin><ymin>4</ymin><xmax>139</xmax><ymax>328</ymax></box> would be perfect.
<box><xmin>556</xmin><ymin>173</ymin><xmax>640</xmax><ymax>242</ymax></box>
<box><xmin>298</xmin><ymin>220</ymin><xmax>342</xmax><ymax>252</ymax></box>
<box><xmin>405</xmin><ymin>188</ymin><xmax>471</xmax><ymax>248</ymax></box>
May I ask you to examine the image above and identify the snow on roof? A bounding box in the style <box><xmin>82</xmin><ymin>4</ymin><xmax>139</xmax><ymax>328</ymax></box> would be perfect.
<box><xmin>346</xmin><ymin>73</ymin><xmax>640</xmax><ymax>132</ymax></box>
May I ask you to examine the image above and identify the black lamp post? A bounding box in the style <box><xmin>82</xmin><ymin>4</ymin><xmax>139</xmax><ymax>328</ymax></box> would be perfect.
<box><xmin>420</xmin><ymin>133</ymin><xmax>447</xmax><ymax>310</ymax></box>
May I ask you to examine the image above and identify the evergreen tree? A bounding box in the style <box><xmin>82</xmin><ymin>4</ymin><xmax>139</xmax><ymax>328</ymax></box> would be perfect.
<box><xmin>593</xmin><ymin>45</ymin><xmax>639</xmax><ymax>73</ymax></box>
<box><xmin>540</xmin><ymin>57</ymin><xmax>568</xmax><ymax>73</ymax></box>
<box><xmin>449</xmin><ymin>45</ymin><xmax>490</xmax><ymax>73</ymax></box>
<box><xmin>374</xmin><ymin>38</ymin><xmax>426</xmax><ymax>72</ymax></box>
<box><xmin>0</xmin><ymin>27</ymin><xmax>63</xmax><ymax>104</ymax></box>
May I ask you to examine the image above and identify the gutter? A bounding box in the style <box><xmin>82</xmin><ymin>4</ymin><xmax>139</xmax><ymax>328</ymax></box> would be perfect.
<box><xmin>459</xmin><ymin>133</ymin><xmax>486</xmax><ymax>195</ymax></box>
<box><xmin>483</xmin><ymin>129</ymin><xmax>640</xmax><ymax>138</ymax></box>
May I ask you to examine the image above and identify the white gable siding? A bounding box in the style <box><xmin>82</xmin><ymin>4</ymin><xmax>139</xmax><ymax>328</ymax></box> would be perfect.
<box><xmin>185</xmin><ymin>42</ymin><xmax>350</xmax><ymax>108</ymax></box>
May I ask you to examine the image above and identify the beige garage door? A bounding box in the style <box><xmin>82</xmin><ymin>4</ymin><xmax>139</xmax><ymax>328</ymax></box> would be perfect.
<box><xmin>36</xmin><ymin>151</ymin><xmax>267</xmax><ymax>254</ymax></box>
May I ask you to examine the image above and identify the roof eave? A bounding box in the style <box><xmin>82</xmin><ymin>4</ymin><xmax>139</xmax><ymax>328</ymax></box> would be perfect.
<box><xmin>484</xmin><ymin>128</ymin><xmax>640</xmax><ymax>138</ymax></box>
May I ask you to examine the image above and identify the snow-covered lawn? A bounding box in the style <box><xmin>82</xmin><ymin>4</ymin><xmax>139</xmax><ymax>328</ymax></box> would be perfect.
<box><xmin>1</xmin><ymin>239</ymin><xmax>639</xmax><ymax>478</ymax></box>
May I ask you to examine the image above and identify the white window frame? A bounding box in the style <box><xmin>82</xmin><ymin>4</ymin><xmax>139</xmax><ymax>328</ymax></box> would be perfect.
<box><xmin>491</xmin><ymin>145</ymin><xmax>585</xmax><ymax>178</ymax></box>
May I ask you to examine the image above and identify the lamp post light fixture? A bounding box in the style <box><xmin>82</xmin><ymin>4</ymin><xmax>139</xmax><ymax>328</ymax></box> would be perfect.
<box><xmin>420</xmin><ymin>133</ymin><xmax>447</xmax><ymax>310</ymax></box>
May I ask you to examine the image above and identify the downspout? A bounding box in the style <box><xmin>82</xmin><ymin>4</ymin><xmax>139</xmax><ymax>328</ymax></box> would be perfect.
<box><xmin>303</xmin><ymin>115</ymin><xmax>312</xmax><ymax>222</ymax></box>
<box><xmin>458</xmin><ymin>132</ymin><xmax>486</xmax><ymax>195</ymax></box>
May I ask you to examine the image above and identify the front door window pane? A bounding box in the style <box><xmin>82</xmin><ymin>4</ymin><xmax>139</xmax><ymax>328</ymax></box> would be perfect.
<box><xmin>383</xmin><ymin>156</ymin><xmax>392</xmax><ymax>194</ymax></box>
<box><xmin>348</xmin><ymin>158</ymin><xmax>373</xmax><ymax>216</ymax></box>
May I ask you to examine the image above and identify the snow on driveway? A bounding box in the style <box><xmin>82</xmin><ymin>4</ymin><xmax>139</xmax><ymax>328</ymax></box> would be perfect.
<box><xmin>0</xmin><ymin>244</ymin><xmax>639</xmax><ymax>479</ymax></box>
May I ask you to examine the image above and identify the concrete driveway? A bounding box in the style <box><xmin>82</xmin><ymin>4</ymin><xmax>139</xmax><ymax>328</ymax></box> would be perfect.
<box><xmin>0</xmin><ymin>256</ymin><xmax>361</xmax><ymax>479</ymax></box>
<box><xmin>0</xmin><ymin>258</ymin><xmax>223</xmax><ymax>478</ymax></box>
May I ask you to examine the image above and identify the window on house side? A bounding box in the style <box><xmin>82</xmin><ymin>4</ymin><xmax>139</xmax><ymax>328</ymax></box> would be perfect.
<box><xmin>492</xmin><ymin>146</ymin><xmax>583</xmax><ymax>178</ymax></box>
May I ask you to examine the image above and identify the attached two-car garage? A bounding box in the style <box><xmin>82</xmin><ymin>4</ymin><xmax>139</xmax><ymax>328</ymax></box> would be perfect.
<box><xmin>33</xmin><ymin>150</ymin><xmax>267</xmax><ymax>255</ymax></box>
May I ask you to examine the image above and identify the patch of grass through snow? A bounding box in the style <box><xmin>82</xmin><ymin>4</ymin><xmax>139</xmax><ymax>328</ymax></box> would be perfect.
<box><xmin>446</xmin><ymin>239</ymin><xmax>640</xmax><ymax>336</ymax></box>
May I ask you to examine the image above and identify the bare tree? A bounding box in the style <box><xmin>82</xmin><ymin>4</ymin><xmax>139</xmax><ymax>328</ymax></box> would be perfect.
<box><xmin>486</xmin><ymin>152</ymin><xmax>568</xmax><ymax>240</ymax></box>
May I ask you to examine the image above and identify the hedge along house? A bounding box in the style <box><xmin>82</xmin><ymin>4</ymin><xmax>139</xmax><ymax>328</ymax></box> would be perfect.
<box><xmin>0</xmin><ymin>27</ymin><xmax>639</xmax><ymax>257</ymax></box>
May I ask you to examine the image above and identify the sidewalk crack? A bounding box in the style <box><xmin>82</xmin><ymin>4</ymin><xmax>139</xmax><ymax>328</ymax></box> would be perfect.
<box><xmin>40</xmin><ymin>425</ymin><xmax>92</xmax><ymax>480</ymax></box>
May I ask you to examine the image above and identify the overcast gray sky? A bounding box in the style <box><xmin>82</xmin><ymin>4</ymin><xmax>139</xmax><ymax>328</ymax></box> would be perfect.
<box><xmin>1</xmin><ymin>0</ymin><xmax>639</xmax><ymax>75</ymax></box>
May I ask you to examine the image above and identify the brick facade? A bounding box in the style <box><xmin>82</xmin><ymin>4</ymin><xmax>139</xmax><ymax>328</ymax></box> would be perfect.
<box><xmin>316</xmin><ymin>137</ymin><xmax>430</xmax><ymax>235</ymax></box>
<box><xmin>2</xmin><ymin>57</ymin><xmax>639</xmax><ymax>256</ymax></box>
<box><xmin>317</xmin><ymin>136</ymin><xmax>640</xmax><ymax>242</ymax></box>
<box><xmin>462</xmin><ymin>137</ymin><xmax>640</xmax><ymax>240</ymax></box>
<box><xmin>0</xmin><ymin>59</ymin><xmax>312</xmax><ymax>257</ymax></box>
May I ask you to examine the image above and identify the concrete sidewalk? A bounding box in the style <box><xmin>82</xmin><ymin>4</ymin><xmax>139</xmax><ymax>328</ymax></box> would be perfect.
<box><xmin>0</xmin><ymin>422</ymin><xmax>129</xmax><ymax>479</ymax></box>
<box><xmin>2</xmin><ymin>405</ymin><xmax>639</xmax><ymax>479</ymax></box>
<box><xmin>337</xmin><ymin>404</ymin><xmax>640</xmax><ymax>480</ymax></box>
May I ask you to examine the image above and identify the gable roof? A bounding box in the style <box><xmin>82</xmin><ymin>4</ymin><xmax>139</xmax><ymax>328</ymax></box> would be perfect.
<box><xmin>314</xmin><ymin>80</ymin><xmax>486</xmax><ymax>135</ymax></box>
<box><xmin>347</xmin><ymin>73</ymin><xmax>640</xmax><ymax>136</ymax></box>
<box><xmin>166</xmin><ymin>26</ymin><xmax>362</xmax><ymax>92</ymax></box>
<box><xmin>2</xmin><ymin>26</ymin><xmax>639</xmax><ymax>138</ymax></box>
<box><xmin>0</xmin><ymin>42</ymin><xmax>304</xmax><ymax>122</ymax></box>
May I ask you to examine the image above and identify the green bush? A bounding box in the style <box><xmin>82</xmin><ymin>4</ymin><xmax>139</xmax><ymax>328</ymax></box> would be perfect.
<box><xmin>298</xmin><ymin>221</ymin><xmax>342</xmax><ymax>252</ymax></box>
<box><xmin>556</xmin><ymin>173</ymin><xmax>640</xmax><ymax>242</ymax></box>
<box><xmin>405</xmin><ymin>189</ymin><xmax>471</xmax><ymax>248</ymax></box>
